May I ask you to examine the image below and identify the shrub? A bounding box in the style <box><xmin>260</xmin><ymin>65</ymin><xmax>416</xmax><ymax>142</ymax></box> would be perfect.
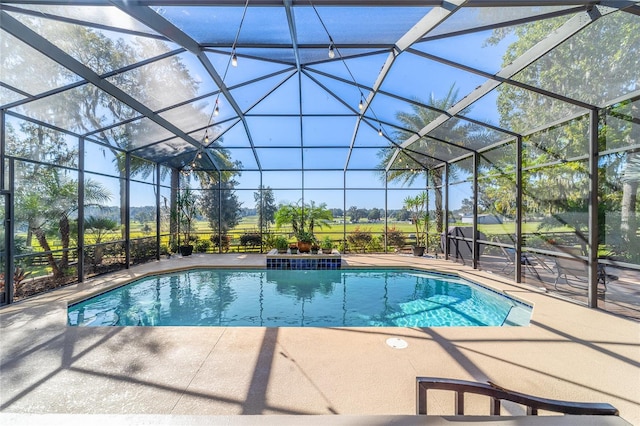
<box><xmin>131</xmin><ymin>238</ymin><xmax>156</xmax><ymax>264</ymax></box>
<box><xmin>262</xmin><ymin>233</ymin><xmax>276</xmax><ymax>250</ymax></box>
<box><xmin>240</xmin><ymin>233</ymin><xmax>262</xmax><ymax>248</ymax></box>
<box><xmin>369</xmin><ymin>235</ymin><xmax>384</xmax><ymax>252</ymax></box>
<box><xmin>347</xmin><ymin>227</ymin><xmax>373</xmax><ymax>253</ymax></box>
<box><xmin>386</xmin><ymin>226</ymin><xmax>405</xmax><ymax>250</ymax></box>
<box><xmin>211</xmin><ymin>234</ymin><xmax>230</xmax><ymax>252</ymax></box>
<box><xmin>195</xmin><ymin>239</ymin><xmax>211</xmax><ymax>253</ymax></box>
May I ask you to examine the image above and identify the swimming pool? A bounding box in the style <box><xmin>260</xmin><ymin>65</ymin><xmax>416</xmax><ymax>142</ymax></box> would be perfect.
<box><xmin>67</xmin><ymin>269</ymin><xmax>531</xmax><ymax>327</ymax></box>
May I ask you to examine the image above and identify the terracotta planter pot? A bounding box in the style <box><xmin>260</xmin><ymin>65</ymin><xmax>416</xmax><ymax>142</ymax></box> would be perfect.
<box><xmin>297</xmin><ymin>241</ymin><xmax>312</xmax><ymax>253</ymax></box>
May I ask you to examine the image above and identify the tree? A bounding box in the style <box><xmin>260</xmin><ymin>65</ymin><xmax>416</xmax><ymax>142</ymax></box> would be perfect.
<box><xmin>377</xmin><ymin>85</ymin><xmax>490</xmax><ymax>234</ymax></box>
<box><xmin>133</xmin><ymin>208</ymin><xmax>154</xmax><ymax>227</ymax></box>
<box><xmin>5</xmin><ymin>12</ymin><xmax>217</xmax><ymax>242</ymax></box>
<box><xmin>620</xmin><ymin>140</ymin><xmax>640</xmax><ymax>253</ymax></box>
<box><xmin>488</xmin><ymin>12</ymin><xmax>640</xmax><ymax>259</ymax></box>
<box><xmin>200</xmin><ymin>179</ymin><xmax>242</xmax><ymax>235</ymax></box>
<box><xmin>15</xmin><ymin>167</ymin><xmax>111</xmax><ymax>279</ymax></box>
<box><xmin>611</xmin><ymin>100</ymin><xmax>640</xmax><ymax>253</ymax></box>
<box><xmin>84</xmin><ymin>216</ymin><xmax>118</xmax><ymax>244</ymax></box>
<box><xmin>394</xmin><ymin>209</ymin><xmax>410</xmax><ymax>222</ymax></box>
<box><xmin>305</xmin><ymin>201</ymin><xmax>334</xmax><ymax>235</ymax></box>
<box><xmin>84</xmin><ymin>215</ymin><xmax>119</xmax><ymax>266</ymax></box>
<box><xmin>274</xmin><ymin>201</ymin><xmax>333</xmax><ymax>237</ymax></box>
<box><xmin>368</xmin><ymin>208</ymin><xmax>382</xmax><ymax>222</ymax></box>
<box><xmin>7</xmin><ymin>121</ymin><xmax>77</xmax><ymax>247</ymax></box>
<box><xmin>460</xmin><ymin>198</ymin><xmax>475</xmax><ymax>216</ymax></box>
<box><xmin>254</xmin><ymin>186</ymin><xmax>277</xmax><ymax>232</ymax></box>
<box><xmin>274</xmin><ymin>203</ymin><xmax>303</xmax><ymax>235</ymax></box>
<box><xmin>176</xmin><ymin>186</ymin><xmax>199</xmax><ymax>245</ymax></box>
<box><xmin>403</xmin><ymin>192</ymin><xmax>429</xmax><ymax>248</ymax></box>
<box><xmin>347</xmin><ymin>206</ymin><xmax>364</xmax><ymax>223</ymax></box>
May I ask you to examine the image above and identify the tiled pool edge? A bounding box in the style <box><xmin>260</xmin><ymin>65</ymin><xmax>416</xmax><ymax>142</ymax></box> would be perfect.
<box><xmin>266</xmin><ymin>250</ymin><xmax>342</xmax><ymax>270</ymax></box>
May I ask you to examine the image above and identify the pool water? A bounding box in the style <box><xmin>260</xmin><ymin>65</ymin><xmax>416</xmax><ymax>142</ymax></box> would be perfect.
<box><xmin>67</xmin><ymin>269</ymin><xmax>531</xmax><ymax>327</ymax></box>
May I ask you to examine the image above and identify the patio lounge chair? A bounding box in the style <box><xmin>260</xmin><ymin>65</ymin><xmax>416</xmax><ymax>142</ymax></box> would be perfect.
<box><xmin>499</xmin><ymin>246</ymin><xmax>541</xmax><ymax>280</ymax></box>
<box><xmin>417</xmin><ymin>377</ymin><xmax>620</xmax><ymax>417</ymax></box>
<box><xmin>554</xmin><ymin>255</ymin><xmax>608</xmax><ymax>291</ymax></box>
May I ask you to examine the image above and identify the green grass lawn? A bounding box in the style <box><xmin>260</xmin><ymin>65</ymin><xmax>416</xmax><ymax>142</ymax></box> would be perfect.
<box><xmin>226</xmin><ymin>216</ymin><xmax>570</xmax><ymax>239</ymax></box>
<box><xmin>19</xmin><ymin>216</ymin><xmax>572</xmax><ymax>250</ymax></box>
<box><xmin>11</xmin><ymin>214</ymin><xmax>603</xmax><ymax>280</ymax></box>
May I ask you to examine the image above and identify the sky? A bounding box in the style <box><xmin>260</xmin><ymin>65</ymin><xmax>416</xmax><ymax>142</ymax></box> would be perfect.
<box><xmin>6</xmin><ymin>4</ymin><xmax>521</xmax><ymax>213</ymax></box>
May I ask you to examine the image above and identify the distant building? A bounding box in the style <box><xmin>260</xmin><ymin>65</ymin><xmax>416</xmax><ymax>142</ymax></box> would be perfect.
<box><xmin>461</xmin><ymin>214</ymin><xmax>503</xmax><ymax>224</ymax></box>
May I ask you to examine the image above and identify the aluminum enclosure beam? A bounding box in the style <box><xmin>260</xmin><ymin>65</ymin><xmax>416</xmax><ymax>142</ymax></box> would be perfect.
<box><xmin>386</xmin><ymin>4</ymin><xmax>619</xmax><ymax>171</ymax></box>
<box><xmin>345</xmin><ymin>0</ymin><xmax>467</xmax><ymax>171</ymax></box>
<box><xmin>0</xmin><ymin>11</ymin><xmax>218</xmax><ymax>170</ymax></box>
<box><xmin>111</xmin><ymin>2</ymin><xmax>262</xmax><ymax>171</ymax></box>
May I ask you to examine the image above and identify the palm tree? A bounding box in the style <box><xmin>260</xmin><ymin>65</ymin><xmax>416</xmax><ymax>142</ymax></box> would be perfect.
<box><xmin>377</xmin><ymin>85</ymin><xmax>487</xmax><ymax>233</ymax></box>
<box><xmin>19</xmin><ymin>169</ymin><xmax>111</xmax><ymax>279</ymax></box>
<box><xmin>621</xmin><ymin>152</ymin><xmax>640</xmax><ymax>252</ymax></box>
<box><xmin>404</xmin><ymin>192</ymin><xmax>429</xmax><ymax>249</ymax></box>
<box><xmin>305</xmin><ymin>201</ymin><xmax>334</xmax><ymax>235</ymax></box>
<box><xmin>84</xmin><ymin>216</ymin><xmax>118</xmax><ymax>244</ymax></box>
<box><xmin>84</xmin><ymin>216</ymin><xmax>118</xmax><ymax>265</ymax></box>
<box><xmin>274</xmin><ymin>201</ymin><xmax>333</xmax><ymax>237</ymax></box>
<box><xmin>275</xmin><ymin>202</ymin><xmax>303</xmax><ymax>235</ymax></box>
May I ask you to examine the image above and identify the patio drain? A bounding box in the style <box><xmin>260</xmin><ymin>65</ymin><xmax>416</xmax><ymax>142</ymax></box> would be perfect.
<box><xmin>386</xmin><ymin>337</ymin><xmax>408</xmax><ymax>349</ymax></box>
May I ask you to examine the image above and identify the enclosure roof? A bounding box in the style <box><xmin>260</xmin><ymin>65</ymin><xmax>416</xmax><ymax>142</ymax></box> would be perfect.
<box><xmin>1</xmin><ymin>1</ymin><xmax>639</xmax><ymax>173</ymax></box>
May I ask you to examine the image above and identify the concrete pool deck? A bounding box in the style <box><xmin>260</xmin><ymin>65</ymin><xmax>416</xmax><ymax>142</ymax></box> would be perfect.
<box><xmin>1</xmin><ymin>253</ymin><xmax>638</xmax><ymax>424</ymax></box>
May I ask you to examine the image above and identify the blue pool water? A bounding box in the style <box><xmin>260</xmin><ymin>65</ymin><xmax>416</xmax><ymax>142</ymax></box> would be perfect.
<box><xmin>67</xmin><ymin>269</ymin><xmax>531</xmax><ymax>327</ymax></box>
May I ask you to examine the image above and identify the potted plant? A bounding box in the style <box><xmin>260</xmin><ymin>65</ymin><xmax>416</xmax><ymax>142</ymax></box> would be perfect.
<box><xmin>274</xmin><ymin>200</ymin><xmax>333</xmax><ymax>243</ymax></box>
<box><xmin>289</xmin><ymin>242</ymin><xmax>299</xmax><ymax>254</ymax></box>
<box><xmin>310</xmin><ymin>243</ymin><xmax>320</xmax><ymax>254</ymax></box>
<box><xmin>274</xmin><ymin>236</ymin><xmax>289</xmax><ymax>253</ymax></box>
<box><xmin>176</xmin><ymin>187</ymin><xmax>199</xmax><ymax>256</ymax></box>
<box><xmin>296</xmin><ymin>230</ymin><xmax>315</xmax><ymax>253</ymax></box>
<box><xmin>404</xmin><ymin>191</ymin><xmax>429</xmax><ymax>257</ymax></box>
<box><xmin>321</xmin><ymin>236</ymin><xmax>333</xmax><ymax>254</ymax></box>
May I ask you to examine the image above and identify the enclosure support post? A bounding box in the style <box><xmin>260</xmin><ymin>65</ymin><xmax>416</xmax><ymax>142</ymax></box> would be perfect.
<box><xmin>425</xmin><ymin>170</ymin><xmax>430</xmax><ymax>254</ymax></box>
<box><xmin>218</xmin><ymin>170</ymin><xmax>222</xmax><ymax>254</ymax></box>
<box><xmin>515</xmin><ymin>135</ymin><xmax>523</xmax><ymax>283</ymax></box>
<box><xmin>343</xmin><ymin>171</ymin><xmax>347</xmax><ymax>252</ymax></box>
<box><xmin>588</xmin><ymin>108</ymin><xmax>600</xmax><ymax>308</ymax></box>
<box><xmin>0</xmin><ymin>111</ymin><xmax>12</xmax><ymax>305</ymax></box>
<box><xmin>78</xmin><ymin>137</ymin><xmax>85</xmax><ymax>282</ymax></box>
<box><xmin>125</xmin><ymin>153</ymin><xmax>131</xmax><ymax>268</ymax></box>
<box><xmin>0</xmin><ymin>110</ymin><xmax>4</xmax><ymax>191</ymax></box>
<box><xmin>155</xmin><ymin>164</ymin><xmax>161</xmax><ymax>260</ymax></box>
<box><xmin>472</xmin><ymin>152</ymin><xmax>479</xmax><ymax>269</ymax></box>
<box><xmin>260</xmin><ymin>173</ymin><xmax>264</xmax><ymax>254</ymax></box>
<box><xmin>6</xmin><ymin>162</ymin><xmax>14</xmax><ymax>304</ymax></box>
<box><xmin>384</xmin><ymin>171</ymin><xmax>388</xmax><ymax>253</ymax></box>
<box><xmin>444</xmin><ymin>162</ymin><xmax>449</xmax><ymax>261</ymax></box>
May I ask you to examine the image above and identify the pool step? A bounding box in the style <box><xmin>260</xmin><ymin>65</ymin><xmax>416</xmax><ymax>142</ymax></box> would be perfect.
<box><xmin>502</xmin><ymin>305</ymin><xmax>532</xmax><ymax>326</ymax></box>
